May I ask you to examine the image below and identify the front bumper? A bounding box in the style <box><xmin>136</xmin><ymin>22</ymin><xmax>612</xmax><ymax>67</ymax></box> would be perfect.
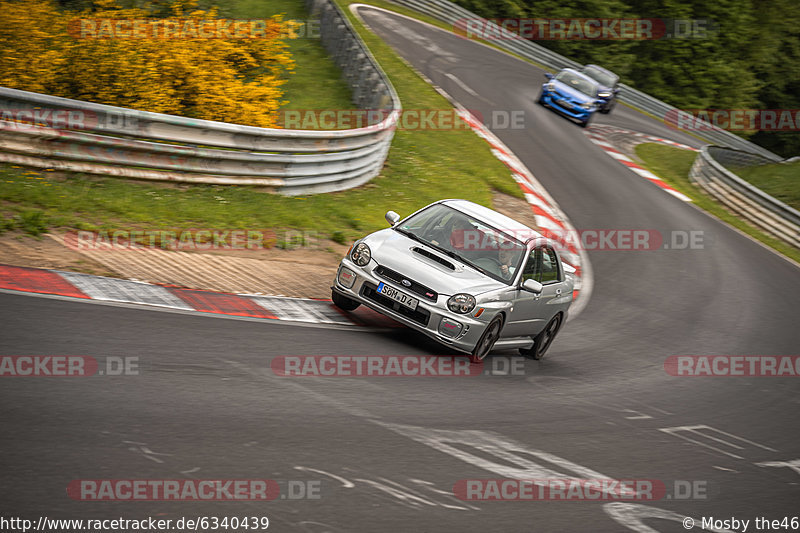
<box><xmin>332</xmin><ymin>259</ymin><xmax>494</xmax><ymax>354</ymax></box>
<box><xmin>541</xmin><ymin>89</ymin><xmax>594</xmax><ymax>121</ymax></box>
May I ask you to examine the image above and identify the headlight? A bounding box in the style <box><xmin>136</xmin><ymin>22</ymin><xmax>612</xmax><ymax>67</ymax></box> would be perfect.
<box><xmin>547</xmin><ymin>82</ymin><xmax>556</xmax><ymax>91</ymax></box>
<box><xmin>447</xmin><ymin>293</ymin><xmax>476</xmax><ymax>314</ymax></box>
<box><xmin>598</xmin><ymin>91</ymin><xmax>611</xmax><ymax>98</ymax></box>
<box><xmin>350</xmin><ymin>242</ymin><xmax>371</xmax><ymax>267</ymax></box>
<box><xmin>580</xmin><ymin>102</ymin><xmax>595</xmax><ymax>110</ymax></box>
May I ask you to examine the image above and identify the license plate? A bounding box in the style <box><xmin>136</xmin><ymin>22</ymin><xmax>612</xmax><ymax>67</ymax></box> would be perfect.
<box><xmin>377</xmin><ymin>282</ymin><xmax>418</xmax><ymax>311</ymax></box>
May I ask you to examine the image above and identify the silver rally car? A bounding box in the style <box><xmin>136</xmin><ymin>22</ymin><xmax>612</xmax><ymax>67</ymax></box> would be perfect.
<box><xmin>331</xmin><ymin>200</ymin><xmax>574</xmax><ymax>363</ymax></box>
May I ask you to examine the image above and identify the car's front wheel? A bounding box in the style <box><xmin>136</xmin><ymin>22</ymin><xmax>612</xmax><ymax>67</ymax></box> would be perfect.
<box><xmin>520</xmin><ymin>313</ymin><xmax>562</xmax><ymax>360</ymax></box>
<box><xmin>469</xmin><ymin>315</ymin><xmax>503</xmax><ymax>364</ymax></box>
<box><xmin>536</xmin><ymin>91</ymin><xmax>546</xmax><ymax>105</ymax></box>
<box><xmin>331</xmin><ymin>290</ymin><xmax>360</xmax><ymax>311</ymax></box>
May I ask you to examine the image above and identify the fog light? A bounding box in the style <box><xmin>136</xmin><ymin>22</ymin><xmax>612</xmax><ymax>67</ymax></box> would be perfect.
<box><xmin>439</xmin><ymin>317</ymin><xmax>463</xmax><ymax>338</ymax></box>
<box><xmin>337</xmin><ymin>267</ymin><xmax>356</xmax><ymax>289</ymax></box>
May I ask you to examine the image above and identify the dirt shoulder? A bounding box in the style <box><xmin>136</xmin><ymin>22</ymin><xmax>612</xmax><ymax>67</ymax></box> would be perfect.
<box><xmin>0</xmin><ymin>192</ymin><xmax>537</xmax><ymax>299</ymax></box>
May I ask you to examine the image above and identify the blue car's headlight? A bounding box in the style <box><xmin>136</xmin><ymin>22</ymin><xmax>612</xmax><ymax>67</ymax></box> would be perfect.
<box><xmin>580</xmin><ymin>102</ymin><xmax>595</xmax><ymax>110</ymax></box>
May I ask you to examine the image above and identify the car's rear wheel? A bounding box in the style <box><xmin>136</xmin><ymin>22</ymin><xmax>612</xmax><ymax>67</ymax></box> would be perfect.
<box><xmin>469</xmin><ymin>315</ymin><xmax>503</xmax><ymax>364</ymax></box>
<box><xmin>331</xmin><ymin>290</ymin><xmax>360</xmax><ymax>311</ymax></box>
<box><xmin>520</xmin><ymin>313</ymin><xmax>562</xmax><ymax>360</ymax></box>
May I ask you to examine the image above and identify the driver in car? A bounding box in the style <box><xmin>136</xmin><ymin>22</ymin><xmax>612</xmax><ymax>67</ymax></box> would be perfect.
<box><xmin>498</xmin><ymin>246</ymin><xmax>517</xmax><ymax>279</ymax></box>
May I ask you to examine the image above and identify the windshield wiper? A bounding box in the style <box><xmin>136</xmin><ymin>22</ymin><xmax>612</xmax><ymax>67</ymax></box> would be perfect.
<box><xmin>393</xmin><ymin>227</ymin><xmax>428</xmax><ymax>246</ymax></box>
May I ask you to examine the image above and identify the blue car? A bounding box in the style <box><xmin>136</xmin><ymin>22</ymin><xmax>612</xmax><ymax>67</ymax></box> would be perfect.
<box><xmin>537</xmin><ymin>68</ymin><xmax>602</xmax><ymax>128</ymax></box>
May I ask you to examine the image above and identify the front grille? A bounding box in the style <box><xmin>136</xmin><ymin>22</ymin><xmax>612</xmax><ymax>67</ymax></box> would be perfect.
<box><xmin>555</xmin><ymin>98</ymin><xmax>574</xmax><ymax>110</ymax></box>
<box><xmin>374</xmin><ymin>265</ymin><xmax>438</xmax><ymax>302</ymax></box>
<box><xmin>361</xmin><ymin>283</ymin><xmax>431</xmax><ymax>326</ymax></box>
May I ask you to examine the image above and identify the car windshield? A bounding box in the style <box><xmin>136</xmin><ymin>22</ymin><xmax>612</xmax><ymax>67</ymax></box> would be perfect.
<box><xmin>555</xmin><ymin>71</ymin><xmax>598</xmax><ymax>97</ymax></box>
<box><xmin>394</xmin><ymin>204</ymin><xmax>528</xmax><ymax>284</ymax></box>
<box><xmin>582</xmin><ymin>67</ymin><xmax>616</xmax><ymax>88</ymax></box>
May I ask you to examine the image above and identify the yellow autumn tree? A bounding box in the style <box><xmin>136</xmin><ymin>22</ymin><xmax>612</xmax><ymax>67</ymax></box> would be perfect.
<box><xmin>0</xmin><ymin>0</ymin><xmax>295</xmax><ymax>128</ymax></box>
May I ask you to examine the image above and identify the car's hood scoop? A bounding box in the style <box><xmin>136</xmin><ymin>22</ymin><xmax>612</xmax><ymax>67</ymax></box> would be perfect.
<box><xmin>411</xmin><ymin>246</ymin><xmax>455</xmax><ymax>270</ymax></box>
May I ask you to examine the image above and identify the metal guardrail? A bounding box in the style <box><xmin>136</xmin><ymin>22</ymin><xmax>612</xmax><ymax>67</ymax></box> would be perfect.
<box><xmin>690</xmin><ymin>146</ymin><xmax>800</xmax><ymax>247</ymax></box>
<box><xmin>387</xmin><ymin>0</ymin><xmax>782</xmax><ymax>161</ymax></box>
<box><xmin>0</xmin><ymin>0</ymin><xmax>400</xmax><ymax>195</ymax></box>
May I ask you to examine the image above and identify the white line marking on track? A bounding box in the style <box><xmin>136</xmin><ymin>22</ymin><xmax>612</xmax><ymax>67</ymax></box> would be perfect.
<box><xmin>755</xmin><ymin>458</ymin><xmax>800</xmax><ymax>476</ymax></box>
<box><xmin>659</xmin><ymin>425</ymin><xmax>777</xmax><ymax>459</ymax></box>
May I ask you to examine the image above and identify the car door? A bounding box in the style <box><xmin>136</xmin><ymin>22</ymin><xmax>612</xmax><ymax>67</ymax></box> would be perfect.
<box><xmin>502</xmin><ymin>244</ymin><xmax>566</xmax><ymax>337</ymax></box>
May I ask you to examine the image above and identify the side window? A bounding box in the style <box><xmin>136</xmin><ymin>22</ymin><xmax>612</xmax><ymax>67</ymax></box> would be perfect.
<box><xmin>521</xmin><ymin>249</ymin><xmax>539</xmax><ymax>282</ymax></box>
<box><xmin>521</xmin><ymin>246</ymin><xmax>561</xmax><ymax>284</ymax></box>
<box><xmin>539</xmin><ymin>246</ymin><xmax>561</xmax><ymax>283</ymax></box>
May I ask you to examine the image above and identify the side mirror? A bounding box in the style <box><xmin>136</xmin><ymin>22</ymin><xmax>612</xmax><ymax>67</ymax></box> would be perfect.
<box><xmin>385</xmin><ymin>210</ymin><xmax>400</xmax><ymax>226</ymax></box>
<box><xmin>544</xmin><ymin>73</ymin><xmax>554</xmax><ymax>80</ymax></box>
<box><xmin>522</xmin><ymin>278</ymin><xmax>543</xmax><ymax>294</ymax></box>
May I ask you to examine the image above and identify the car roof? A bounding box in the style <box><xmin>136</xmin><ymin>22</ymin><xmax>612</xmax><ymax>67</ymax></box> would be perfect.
<box><xmin>440</xmin><ymin>199</ymin><xmax>542</xmax><ymax>243</ymax></box>
<box><xmin>582</xmin><ymin>64</ymin><xmax>619</xmax><ymax>80</ymax></box>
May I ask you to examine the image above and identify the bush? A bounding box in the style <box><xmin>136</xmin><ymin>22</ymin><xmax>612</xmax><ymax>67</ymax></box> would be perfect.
<box><xmin>0</xmin><ymin>0</ymin><xmax>296</xmax><ymax>128</ymax></box>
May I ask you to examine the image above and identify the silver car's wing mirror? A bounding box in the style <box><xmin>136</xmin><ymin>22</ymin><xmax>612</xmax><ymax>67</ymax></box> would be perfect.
<box><xmin>385</xmin><ymin>211</ymin><xmax>400</xmax><ymax>226</ymax></box>
<box><xmin>522</xmin><ymin>278</ymin><xmax>543</xmax><ymax>294</ymax></box>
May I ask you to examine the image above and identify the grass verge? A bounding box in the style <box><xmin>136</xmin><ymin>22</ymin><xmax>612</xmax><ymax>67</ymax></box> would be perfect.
<box><xmin>0</xmin><ymin>1</ymin><xmax>520</xmax><ymax>243</ymax></box>
<box><xmin>634</xmin><ymin>143</ymin><xmax>800</xmax><ymax>264</ymax></box>
<box><xmin>215</xmin><ymin>0</ymin><xmax>353</xmax><ymax>112</ymax></box>
<box><xmin>730</xmin><ymin>161</ymin><xmax>800</xmax><ymax>211</ymax></box>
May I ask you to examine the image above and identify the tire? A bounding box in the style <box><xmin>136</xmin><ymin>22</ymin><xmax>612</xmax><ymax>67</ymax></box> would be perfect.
<box><xmin>536</xmin><ymin>91</ymin><xmax>545</xmax><ymax>105</ymax></box>
<box><xmin>331</xmin><ymin>290</ymin><xmax>360</xmax><ymax>311</ymax></box>
<box><xmin>469</xmin><ymin>315</ymin><xmax>503</xmax><ymax>364</ymax></box>
<box><xmin>519</xmin><ymin>313</ymin><xmax>562</xmax><ymax>360</ymax></box>
<box><xmin>580</xmin><ymin>116</ymin><xmax>592</xmax><ymax>128</ymax></box>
